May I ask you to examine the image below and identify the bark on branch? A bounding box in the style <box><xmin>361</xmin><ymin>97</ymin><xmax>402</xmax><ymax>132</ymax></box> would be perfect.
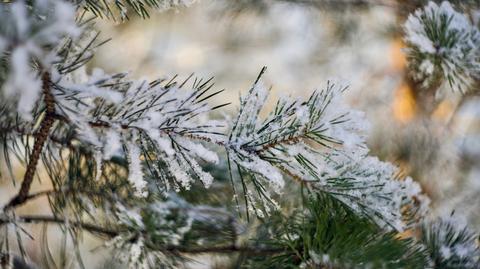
<box><xmin>4</xmin><ymin>72</ymin><xmax>55</xmax><ymax>211</ymax></box>
<box><xmin>0</xmin><ymin>214</ymin><xmax>285</xmax><ymax>256</ymax></box>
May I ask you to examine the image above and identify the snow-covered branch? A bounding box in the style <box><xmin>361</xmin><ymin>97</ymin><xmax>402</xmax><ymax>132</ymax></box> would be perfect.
<box><xmin>226</xmin><ymin>69</ymin><xmax>428</xmax><ymax>229</ymax></box>
<box><xmin>404</xmin><ymin>1</ymin><xmax>480</xmax><ymax>93</ymax></box>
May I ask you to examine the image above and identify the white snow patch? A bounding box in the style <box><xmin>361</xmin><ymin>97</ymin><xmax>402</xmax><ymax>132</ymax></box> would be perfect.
<box><xmin>127</xmin><ymin>141</ymin><xmax>148</xmax><ymax>197</ymax></box>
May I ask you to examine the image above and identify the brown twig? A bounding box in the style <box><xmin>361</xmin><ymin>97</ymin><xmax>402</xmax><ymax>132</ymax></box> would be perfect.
<box><xmin>3</xmin><ymin>72</ymin><xmax>56</xmax><ymax>211</ymax></box>
<box><xmin>162</xmin><ymin>244</ymin><xmax>285</xmax><ymax>255</ymax></box>
<box><xmin>0</xmin><ymin>214</ymin><xmax>285</xmax><ymax>256</ymax></box>
<box><xmin>0</xmin><ymin>215</ymin><xmax>119</xmax><ymax>237</ymax></box>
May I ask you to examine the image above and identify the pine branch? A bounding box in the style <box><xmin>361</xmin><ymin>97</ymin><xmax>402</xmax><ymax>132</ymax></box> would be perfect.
<box><xmin>404</xmin><ymin>1</ymin><xmax>480</xmax><ymax>93</ymax></box>
<box><xmin>80</xmin><ymin>0</ymin><xmax>196</xmax><ymax>21</ymax></box>
<box><xmin>224</xmin><ymin>70</ymin><xmax>427</xmax><ymax>229</ymax></box>
<box><xmin>421</xmin><ymin>216</ymin><xmax>480</xmax><ymax>268</ymax></box>
<box><xmin>0</xmin><ymin>214</ymin><xmax>285</xmax><ymax>256</ymax></box>
<box><xmin>159</xmin><ymin>245</ymin><xmax>285</xmax><ymax>255</ymax></box>
<box><xmin>52</xmin><ymin>112</ymin><xmax>227</xmax><ymax>146</ymax></box>
<box><xmin>3</xmin><ymin>73</ymin><xmax>56</xmax><ymax>211</ymax></box>
<box><xmin>18</xmin><ymin>189</ymin><xmax>55</xmax><ymax>204</ymax></box>
<box><xmin>245</xmin><ymin>193</ymin><xmax>428</xmax><ymax>268</ymax></box>
<box><xmin>4</xmin><ymin>188</ymin><xmax>112</xmax><ymax>210</ymax></box>
<box><xmin>0</xmin><ymin>214</ymin><xmax>119</xmax><ymax>237</ymax></box>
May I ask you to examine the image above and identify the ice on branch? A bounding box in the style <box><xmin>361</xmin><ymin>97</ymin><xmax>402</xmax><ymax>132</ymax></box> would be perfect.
<box><xmin>0</xmin><ymin>0</ymin><xmax>79</xmax><ymax>120</ymax></box>
<box><xmin>228</xmin><ymin>70</ymin><xmax>426</xmax><ymax>229</ymax></box>
<box><xmin>127</xmin><ymin>140</ymin><xmax>148</xmax><ymax>197</ymax></box>
<box><xmin>53</xmin><ymin>70</ymin><xmax>225</xmax><ymax>196</ymax></box>
<box><xmin>404</xmin><ymin>1</ymin><xmax>480</xmax><ymax>93</ymax></box>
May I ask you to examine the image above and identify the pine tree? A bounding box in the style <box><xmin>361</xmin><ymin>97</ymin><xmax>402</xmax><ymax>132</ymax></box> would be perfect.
<box><xmin>0</xmin><ymin>0</ymin><xmax>479</xmax><ymax>268</ymax></box>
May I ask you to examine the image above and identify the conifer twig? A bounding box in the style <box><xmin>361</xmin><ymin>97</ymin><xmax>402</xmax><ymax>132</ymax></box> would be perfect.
<box><xmin>3</xmin><ymin>72</ymin><xmax>55</xmax><ymax>211</ymax></box>
<box><xmin>0</xmin><ymin>215</ymin><xmax>285</xmax><ymax>255</ymax></box>
<box><xmin>0</xmin><ymin>214</ymin><xmax>119</xmax><ymax>237</ymax></box>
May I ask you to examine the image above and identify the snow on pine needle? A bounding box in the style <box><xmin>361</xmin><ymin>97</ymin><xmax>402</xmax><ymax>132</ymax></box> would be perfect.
<box><xmin>228</xmin><ymin>68</ymin><xmax>427</xmax><ymax>229</ymax></box>
<box><xmin>404</xmin><ymin>1</ymin><xmax>480</xmax><ymax>93</ymax></box>
<box><xmin>127</xmin><ymin>139</ymin><xmax>148</xmax><ymax>197</ymax></box>
<box><xmin>0</xmin><ymin>0</ymin><xmax>80</xmax><ymax>120</ymax></box>
<box><xmin>79</xmin><ymin>0</ymin><xmax>197</xmax><ymax>21</ymax></box>
<box><xmin>111</xmin><ymin>194</ymin><xmax>238</xmax><ymax>267</ymax></box>
<box><xmin>421</xmin><ymin>215</ymin><xmax>480</xmax><ymax>268</ymax></box>
<box><xmin>53</xmin><ymin>69</ymin><xmax>227</xmax><ymax>196</ymax></box>
<box><xmin>315</xmin><ymin>154</ymin><xmax>426</xmax><ymax>231</ymax></box>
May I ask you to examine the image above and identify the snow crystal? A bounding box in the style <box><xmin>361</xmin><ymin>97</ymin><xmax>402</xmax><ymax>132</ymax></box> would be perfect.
<box><xmin>404</xmin><ymin>16</ymin><xmax>435</xmax><ymax>54</ymax></box>
<box><xmin>94</xmin><ymin>150</ymin><xmax>103</xmax><ymax>181</ymax></box>
<box><xmin>11</xmin><ymin>2</ymin><xmax>28</xmax><ymax>37</ymax></box>
<box><xmin>403</xmin><ymin>176</ymin><xmax>422</xmax><ymax>197</ymax></box>
<box><xmin>440</xmin><ymin>245</ymin><xmax>452</xmax><ymax>259</ymax></box>
<box><xmin>1</xmin><ymin>0</ymin><xmax>80</xmax><ymax>120</ymax></box>
<box><xmin>103</xmin><ymin>129</ymin><xmax>123</xmax><ymax>160</ymax></box>
<box><xmin>67</xmin><ymin>83</ymin><xmax>123</xmax><ymax>104</ymax></box>
<box><xmin>180</xmin><ymin>154</ymin><xmax>214</xmax><ymax>188</ymax></box>
<box><xmin>157</xmin><ymin>0</ymin><xmax>197</xmax><ymax>10</ymax></box>
<box><xmin>129</xmin><ymin>238</ymin><xmax>144</xmax><ymax>268</ymax></box>
<box><xmin>231</xmin><ymin>80</ymin><xmax>270</xmax><ymax>144</ymax></box>
<box><xmin>166</xmin><ymin>156</ymin><xmax>193</xmax><ymax>190</ymax></box>
<box><xmin>150</xmin><ymin>132</ymin><xmax>175</xmax><ymax>156</ymax></box>
<box><xmin>194</xmin><ymin>164</ymin><xmax>214</xmax><ymax>187</ymax></box>
<box><xmin>127</xmin><ymin>142</ymin><xmax>148</xmax><ymax>197</ymax></box>
<box><xmin>238</xmin><ymin>154</ymin><xmax>284</xmax><ymax>191</ymax></box>
<box><xmin>177</xmin><ymin>138</ymin><xmax>219</xmax><ymax>164</ymax></box>
<box><xmin>3</xmin><ymin>46</ymin><xmax>42</xmax><ymax>120</ymax></box>
<box><xmin>419</xmin><ymin>59</ymin><xmax>434</xmax><ymax>75</ymax></box>
<box><xmin>295</xmin><ymin>104</ymin><xmax>310</xmax><ymax>125</ymax></box>
<box><xmin>318</xmin><ymin>89</ymin><xmax>369</xmax><ymax>150</ymax></box>
<box><xmin>57</xmin><ymin>69</ymin><xmax>123</xmax><ymax>103</ymax></box>
<box><xmin>67</xmin><ymin>113</ymin><xmax>102</xmax><ymax>147</ymax></box>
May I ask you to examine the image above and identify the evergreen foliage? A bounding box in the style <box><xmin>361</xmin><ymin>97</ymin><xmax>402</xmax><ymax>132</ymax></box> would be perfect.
<box><xmin>0</xmin><ymin>0</ymin><xmax>478</xmax><ymax>268</ymax></box>
<box><xmin>79</xmin><ymin>0</ymin><xmax>196</xmax><ymax>20</ymax></box>
<box><xmin>404</xmin><ymin>1</ymin><xmax>480</xmax><ymax>93</ymax></box>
